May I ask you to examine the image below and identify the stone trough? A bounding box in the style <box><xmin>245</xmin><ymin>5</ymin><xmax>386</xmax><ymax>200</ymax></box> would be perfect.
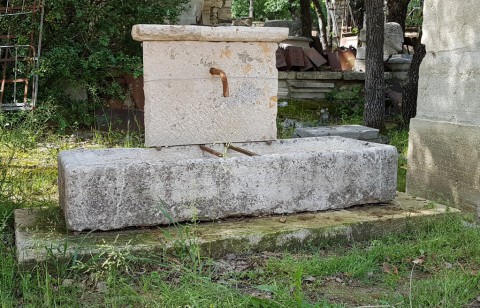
<box><xmin>59</xmin><ymin>137</ymin><xmax>398</xmax><ymax>231</ymax></box>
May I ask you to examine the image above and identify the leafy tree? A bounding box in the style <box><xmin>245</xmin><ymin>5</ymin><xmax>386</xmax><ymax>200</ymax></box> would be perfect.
<box><xmin>402</xmin><ymin>1</ymin><xmax>425</xmax><ymax>126</ymax></box>
<box><xmin>386</xmin><ymin>0</ymin><xmax>410</xmax><ymax>32</ymax></box>
<box><xmin>311</xmin><ymin>0</ymin><xmax>328</xmax><ymax>49</ymax></box>
<box><xmin>299</xmin><ymin>0</ymin><xmax>312</xmax><ymax>37</ymax></box>
<box><xmin>232</xmin><ymin>0</ymin><xmax>297</xmax><ymax>20</ymax></box>
<box><xmin>35</xmin><ymin>0</ymin><xmax>188</xmax><ymax>128</ymax></box>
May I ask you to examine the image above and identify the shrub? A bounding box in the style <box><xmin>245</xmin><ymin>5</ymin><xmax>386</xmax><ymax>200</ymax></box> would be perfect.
<box><xmin>20</xmin><ymin>0</ymin><xmax>188</xmax><ymax>129</ymax></box>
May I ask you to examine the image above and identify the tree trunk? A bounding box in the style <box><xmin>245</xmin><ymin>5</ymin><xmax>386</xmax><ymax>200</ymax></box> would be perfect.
<box><xmin>300</xmin><ymin>0</ymin><xmax>312</xmax><ymax>38</ymax></box>
<box><xmin>311</xmin><ymin>0</ymin><xmax>328</xmax><ymax>50</ymax></box>
<box><xmin>288</xmin><ymin>0</ymin><xmax>300</xmax><ymax>20</ymax></box>
<box><xmin>349</xmin><ymin>0</ymin><xmax>365</xmax><ymax>30</ymax></box>
<box><xmin>326</xmin><ymin>0</ymin><xmax>339</xmax><ymax>47</ymax></box>
<box><xmin>402</xmin><ymin>43</ymin><xmax>426</xmax><ymax>125</ymax></box>
<box><xmin>386</xmin><ymin>0</ymin><xmax>410</xmax><ymax>33</ymax></box>
<box><xmin>249</xmin><ymin>0</ymin><xmax>254</xmax><ymax>18</ymax></box>
<box><xmin>326</xmin><ymin>3</ymin><xmax>332</xmax><ymax>48</ymax></box>
<box><xmin>363</xmin><ymin>0</ymin><xmax>385</xmax><ymax>130</ymax></box>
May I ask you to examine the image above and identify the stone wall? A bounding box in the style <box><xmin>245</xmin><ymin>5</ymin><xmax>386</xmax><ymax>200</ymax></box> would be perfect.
<box><xmin>278</xmin><ymin>71</ymin><xmax>407</xmax><ymax>100</ymax></box>
<box><xmin>202</xmin><ymin>0</ymin><xmax>232</xmax><ymax>25</ymax></box>
<box><xmin>406</xmin><ymin>0</ymin><xmax>480</xmax><ymax>214</ymax></box>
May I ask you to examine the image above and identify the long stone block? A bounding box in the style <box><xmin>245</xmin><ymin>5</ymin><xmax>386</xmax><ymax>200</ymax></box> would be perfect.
<box><xmin>59</xmin><ymin>137</ymin><xmax>398</xmax><ymax>231</ymax></box>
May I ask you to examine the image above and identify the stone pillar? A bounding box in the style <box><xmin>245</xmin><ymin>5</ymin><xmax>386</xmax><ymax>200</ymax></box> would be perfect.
<box><xmin>406</xmin><ymin>0</ymin><xmax>480</xmax><ymax>214</ymax></box>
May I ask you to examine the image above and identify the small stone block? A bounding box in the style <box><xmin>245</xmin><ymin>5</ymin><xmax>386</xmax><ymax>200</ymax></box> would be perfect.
<box><xmin>294</xmin><ymin>125</ymin><xmax>379</xmax><ymax>140</ymax></box>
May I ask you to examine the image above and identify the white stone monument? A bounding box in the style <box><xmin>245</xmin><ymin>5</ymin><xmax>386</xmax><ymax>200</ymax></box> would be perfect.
<box><xmin>407</xmin><ymin>0</ymin><xmax>480</xmax><ymax>214</ymax></box>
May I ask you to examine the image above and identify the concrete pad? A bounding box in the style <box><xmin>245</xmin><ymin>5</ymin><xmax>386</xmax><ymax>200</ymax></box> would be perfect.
<box><xmin>407</xmin><ymin>118</ymin><xmax>480</xmax><ymax>215</ymax></box>
<box><xmin>293</xmin><ymin>125</ymin><xmax>379</xmax><ymax>141</ymax></box>
<box><xmin>15</xmin><ymin>193</ymin><xmax>460</xmax><ymax>266</ymax></box>
<box><xmin>59</xmin><ymin>137</ymin><xmax>397</xmax><ymax>231</ymax></box>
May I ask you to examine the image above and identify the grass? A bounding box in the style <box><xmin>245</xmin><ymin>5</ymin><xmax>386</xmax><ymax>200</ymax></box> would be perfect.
<box><xmin>1</xmin><ymin>106</ymin><xmax>478</xmax><ymax>307</ymax></box>
<box><xmin>387</xmin><ymin>125</ymin><xmax>409</xmax><ymax>192</ymax></box>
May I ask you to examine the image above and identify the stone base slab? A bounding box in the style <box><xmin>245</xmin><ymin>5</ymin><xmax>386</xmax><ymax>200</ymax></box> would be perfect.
<box><xmin>407</xmin><ymin>118</ymin><xmax>480</xmax><ymax>214</ymax></box>
<box><xmin>15</xmin><ymin>193</ymin><xmax>459</xmax><ymax>266</ymax></box>
<box><xmin>59</xmin><ymin>137</ymin><xmax>397</xmax><ymax>231</ymax></box>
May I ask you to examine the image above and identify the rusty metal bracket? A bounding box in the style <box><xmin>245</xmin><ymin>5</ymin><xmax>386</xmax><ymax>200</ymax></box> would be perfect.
<box><xmin>225</xmin><ymin>144</ymin><xmax>259</xmax><ymax>156</ymax></box>
<box><xmin>209</xmin><ymin>68</ymin><xmax>229</xmax><ymax>97</ymax></box>
<box><xmin>199</xmin><ymin>145</ymin><xmax>224</xmax><ymax>158</ymax></box>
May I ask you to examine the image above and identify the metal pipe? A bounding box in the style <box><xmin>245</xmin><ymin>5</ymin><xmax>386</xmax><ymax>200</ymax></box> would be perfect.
<box><xmin>199</xmin><ymin>145</ymin><xmax>224</xmax><ymax>158</ymax></box>
<box><xmin>209</xmin><ymin>68</ymin><xmax>229</xmax><ymax>97</ymax></box>
<box><xmin>225</xmin><ymin>144</ymin><xmax>259</xmax><ymax>157</ymax></box>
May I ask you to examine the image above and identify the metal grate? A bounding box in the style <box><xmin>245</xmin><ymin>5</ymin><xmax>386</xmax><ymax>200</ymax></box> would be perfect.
<box><xmin>0</xmin><ymin>0</ymin><xmax>44</xmax><ymax>111</ymax></box>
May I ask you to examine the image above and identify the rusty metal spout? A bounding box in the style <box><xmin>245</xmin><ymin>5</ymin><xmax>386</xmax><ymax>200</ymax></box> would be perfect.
<box><xmin>209</xmin><ymin>68</ymin><xmax>229</xmax><ymax>97</ymax></box>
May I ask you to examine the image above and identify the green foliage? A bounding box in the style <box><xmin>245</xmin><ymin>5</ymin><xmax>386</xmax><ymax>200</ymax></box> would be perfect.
<box><xmin>387</xmin><ymin>127</ymin><xmax>408</xmax><ymax>192</ymax></box>
<box><xmin>30</xmin><ymin>0</ymin><xmax>188</xmax><ymax>129</ymax></box>
<box><xmin>232</xmin><ymin>0</ymin><xmax>297</xmax><ymax>20</ymax></box>
<box><xmin>406</xmin><ymin>0</ymin><xmax>423</xmax><ymax>27</ymax></box>
<box><xmin>326</xmin><ymin>86</ymin><xmax>365</xmax><ymax>124</ymax></box>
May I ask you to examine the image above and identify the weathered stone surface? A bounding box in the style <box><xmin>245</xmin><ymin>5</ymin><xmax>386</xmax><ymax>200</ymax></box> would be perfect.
<box><xmin>142</xmin><ymin>40</ymin><xmax>279</xmax><ymax>146</ymax></box>
<box><xmin>356</xmin><ymin>46</ymin><xmax>366</xmax><ymax>60</ymax></box>
<box><xmin>278</xmin><ymin>71</ymin><xmax>297</xmax><ymax>80</ymax></box>
<box><xmin>385</xmin><ymin>54</ymin><xmax>412</xmax><ymax>72</ymax></box>
<box><xmin>16</xmin><ymin>193</ymin><xmax>457</xmax><ymax>266</ymax></box>
<box><xmin>132</xmin><ymin>25</ymin><xmax>289</xmax><ymax>42</ymax></box>
<box><xmin>422</xmin><ymin>0</ymin><xmax>480</xmax><ymax>53</ymax></box>
<box><xmin>407</xmin><ymin>118</ymin><xmax>480</xmax><ymax>214</ymax></box>
<box><xmin>59</xmin><ymin>137</ymin><xmax>398</xmax><ymax>231</ymax></box>
<box><xmin>295</xmin><ymin>71</ymin><xmax>343</xmax><ymax>80</ymax></box>
<box><xmin>217</xmin><ymin>8</ymin><xmax>231</xmax><ymax>21</ymax></box>
<box><xmin>416</xmin><ymin>51</ymin><xmax>480</xmax><ymax>126</ymax></box>
<box><xmin>407</xmin><ymin>0</ymin><xmax>480</xmax><ymax>214</ymax></box>
<box><xmin>294</xmin><ymin>125</ymin><xmax>379</xmax><ymax>140</ymax></box>
<box><xmin>359</xmin><ymin>29</ymin><xmax>366</xmax><ymax>42</ymax></box>
<box><xmin>360</xmin><ymin>22</ymin><xmax>403</xmax><ymax>57</ymax></box>
<box><xmin>354</xmin><ymin>59</ymin><xmax>365</xmax><ymax>72</ymax></box>
<box><xmin>264</xmin><ymin>20</ymin><xmax>302</xmax><ymax>37</ymax></box>
<box><xmin>176</xmin><ymin>0</ymin><xmax>204</xmax><ymax>25</ymax></box>
<box><xmin>342</xmin><ymin>71</ymin><xmax>366</xmax><ymax>81</ymax></box>
<box><xmin>280</xmin><ymin>37</ymin><xmax>313</xmax><ymax>49</ymax></box>
<box><xmin>384</xmin><ymin>22</ymin><xmax>404</xmax><ymax>56</ymax></box>
<box><xmin>134</xmin><ymin>26</ymin><xmax>288</xmax><ymax>147</ymax></box>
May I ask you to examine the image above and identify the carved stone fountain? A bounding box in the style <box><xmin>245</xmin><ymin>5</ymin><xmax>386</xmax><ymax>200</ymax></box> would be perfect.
<box><xmin>56</xmin><ymin>25</ymin><xmax>398</xmax><ymax>232</ymax></box>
